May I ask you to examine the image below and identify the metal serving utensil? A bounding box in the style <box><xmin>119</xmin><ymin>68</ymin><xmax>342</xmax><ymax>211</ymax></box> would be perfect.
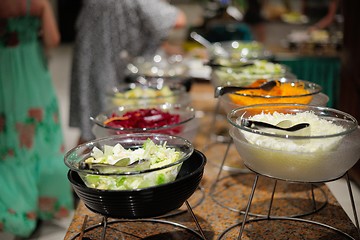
<box><xmin>215</xmin><ymin>80</ymin><xmax>277</xmax><ymax>98</ymax></box>
<box><xmin>190</xmin><ymin>31</ymin><xmax>229</xmax><ymax>58</ymax></box>
<box><xmin>204</xmin><ymin>60</ymin><xmax>254</xmax><ymax>68</ymax></box>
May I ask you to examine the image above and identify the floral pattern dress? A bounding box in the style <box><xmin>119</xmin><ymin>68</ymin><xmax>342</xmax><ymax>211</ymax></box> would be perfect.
<box><xmin>0</xmin><ymin>8</ymin><xmax>73</xmax><ymax>238</ymax></box>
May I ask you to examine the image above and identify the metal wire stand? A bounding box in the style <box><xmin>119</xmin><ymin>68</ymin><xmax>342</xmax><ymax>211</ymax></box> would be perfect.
<box><xmin>70</xmin><ymin>200</ymin><xmax>207</xmax><ymax>240</ymax></box>
<box><xmin>217</xmin><ymin>171</ymin><xmax>360</xmax><ymax>240</ymax></box>
<box><xmin>209</xmin><ymin>139</ymin><xmax>328</xmax><ymax>218</ymax></box>
<box><xmin>156</xmin><ymin>186</ymin><xmax>206</xmax><ymax>218</ymax></box>
<box><xmin>202</xmin><ymin>99</ymin><xmax>248</xmax><ymax>172</ymax></box>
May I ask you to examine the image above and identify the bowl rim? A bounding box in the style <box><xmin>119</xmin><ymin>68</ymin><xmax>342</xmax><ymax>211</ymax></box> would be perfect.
<box><xmin>67</xmin><ymin>149</ymin><xmax>206</xmax><ymax>193</ymax></box>
<box><xmin>127</xmin><ymin>53</ymin><xmax>190</xmax><ymax>78</ymax></box>
<box><xmin>223</xmin><ymin>78</ymin><xmax>322</xmax><ymax>99</ymax></box>
<box><xmin>106</xmin><ymin>82</ymin><xmax>186</xmax><ymax>99</ymax></box>
<box><xmin>227</xmin><ymin>103</ymin><xmax>359</xmax><ymax>139</ymax></box>
<box><xmin>212</xmin><ymin>40</ymin><xmax>273</xmax><ymax>59</ymax></box>
<box><xmin>90</xmin><ymin>103</ymin><xmax>195</xmax><ymax>131</ymax></box>
<box><xmin>64</xmin><ymin>133</ymin><xmax>194</xmax><ymax>176</ymax></box>
<box><xmin>214</xmin><ymin>60</ymin><xmax>288</xmax><ymax>73</ymax></box>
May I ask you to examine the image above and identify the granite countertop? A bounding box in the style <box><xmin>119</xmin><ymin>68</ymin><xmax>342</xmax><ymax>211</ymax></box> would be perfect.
<box><xmin>64</xmin><ymin>82</ymin><xmax>359</xmax><ymax>240</ymax></box>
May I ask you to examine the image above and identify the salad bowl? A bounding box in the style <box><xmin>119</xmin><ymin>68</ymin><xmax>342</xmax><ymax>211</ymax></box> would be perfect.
<box><xmin>210</xmin><ymin>40</ymin><xmax>273</xmax><ymax>61</ymax></box>
<box><xmin>126</xmin><ymin>53</ymin><xmax>189</xmax><ymax>78</ymax></box>
<box><xmin>210</xmin><ymin>60</ymin><xmax>294</xmax><ymax>87</ymax></box>
<box><xmin>91</xmin><ymin>103</ymin><xmax>198</xmax><ymax>141</ymax></box>
<box><xmin>65</xmin><ymin>133</ymin><xmax>206</xmax><ymax>218</ymax></box>
<box><xmin>106</xmin><ymin>81</ymin><xmax>190</xmax><ymax>109</ymax></box>
<box><xmin>228</xmin><ymin>103</ymin><xmax>360</xmax><ymax>182</ymax></box>
<box><xmin>219</xmin><ymin>78</ymin><xmax>329</xmax><ymax>113</ymax></box>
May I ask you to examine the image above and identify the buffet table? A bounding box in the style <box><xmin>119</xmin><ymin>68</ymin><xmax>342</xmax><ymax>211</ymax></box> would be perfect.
<box><xmin>64</xmin><ymin>82</ymin><xmax>359</xmax><ymax>240</ymax></box>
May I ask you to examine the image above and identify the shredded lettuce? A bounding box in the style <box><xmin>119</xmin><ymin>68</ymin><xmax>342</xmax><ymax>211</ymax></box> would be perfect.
<box><xmin>80</xmin><ymin>139</ymin><xmax>183</xmax><ymax>190</ymax></box>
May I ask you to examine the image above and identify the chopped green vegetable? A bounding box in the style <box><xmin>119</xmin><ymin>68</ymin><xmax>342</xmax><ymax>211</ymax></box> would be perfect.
<box><xmin>80</xmin><ymin>139</ymin><xmax>184</xmax><ymax>190</ymax></box>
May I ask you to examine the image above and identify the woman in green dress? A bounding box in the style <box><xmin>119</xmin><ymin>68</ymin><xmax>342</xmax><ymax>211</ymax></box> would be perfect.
<box><xmin>0</xmin><ymin>0</ymin><xmax>73</xmax><ymax>237</ymax></box>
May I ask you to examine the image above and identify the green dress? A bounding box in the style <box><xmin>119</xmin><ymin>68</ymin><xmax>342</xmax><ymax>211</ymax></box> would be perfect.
<box><xmin>0</xmin><ymin>5</ymin><xmax>73</xmax><ymax>238</ymax></box>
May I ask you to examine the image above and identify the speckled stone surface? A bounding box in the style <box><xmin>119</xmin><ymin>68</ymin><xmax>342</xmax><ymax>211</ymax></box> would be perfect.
<box><xmin>64</xmin><ymin>83</ymin><xmax>359</xmax><ymax>240</ymax></box>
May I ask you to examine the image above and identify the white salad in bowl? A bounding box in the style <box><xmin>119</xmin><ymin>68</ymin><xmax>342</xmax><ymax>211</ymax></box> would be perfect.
<box><xmin>228</xmin><ymin>103</ymin><xmax>360</xmax><ymax>182</ymax></box>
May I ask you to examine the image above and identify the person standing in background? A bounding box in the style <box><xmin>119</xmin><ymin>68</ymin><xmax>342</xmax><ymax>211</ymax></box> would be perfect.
<box><xmin>243</xmin><ymin>0</ymin><xmax>267</xmax><ymax>43</ymax></box>
<box><xmin>0</xmin><ymin>0</ymin><xmax>74</xmax><ymax>238</ymax></box>
<box><xmin>69</xmin><ymin>0</ymin><xmax>186</xmax><ymax>144</ymax></box>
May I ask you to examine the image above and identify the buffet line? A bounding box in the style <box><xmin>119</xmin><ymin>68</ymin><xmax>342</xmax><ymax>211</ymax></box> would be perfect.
<box><xmin>64</xmin><ymin>39</ymin><xmax>360</xmax><ymax>240</ymax></box>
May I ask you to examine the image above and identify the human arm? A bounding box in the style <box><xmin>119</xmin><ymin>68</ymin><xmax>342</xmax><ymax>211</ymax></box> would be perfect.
<box><xmin>173</xmin><ymin>9</ymin><xmax>187</xmax><ymax>29</ymax></box>
<box><xmin>309</xmin><ymin>0</ymin><xmax>339</xmax><ymax>31</ymax></box>
<box><xmin>32</xmin><ymin>0</ymin><xmax>60</xmax><ymax>48</ymax></box>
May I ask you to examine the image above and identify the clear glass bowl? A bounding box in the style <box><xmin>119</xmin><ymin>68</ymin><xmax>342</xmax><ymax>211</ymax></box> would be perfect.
<box><xmin>106</xmin><ymin>82</ymin><xmax>190</xmax><ymax>109</ymax></box>
<box><xmin>91</xmin><ymin>103</ymin><xmax>198</xmax><ymax>141</ymax></box>
<box><xmin>211</xmin><ymin>40</ymin><xmax>273</xmax><ymax>61</ymax></box>
<box><xmin>210</xmin><ymin>60</ymin><xmax>291</xmax><ymax>87</ymax></box>
<box><xmin>219</xmin><ymin>78</ymin><xmax>329</xmax><ymax>113</ymax></box>
<box><xmin>127</xmin><ymin>54</ymin><xmax>189</xmax><ymax>78</ymax></box>
<box><xmin>64</xmin><ymin>133</ymin><xmax>194</xmax><ymax>190</ymax></box>
<box><xmin>228</xmin><ymin>103</ymin><xmax>360</xmax><ymax>182</ymax></box>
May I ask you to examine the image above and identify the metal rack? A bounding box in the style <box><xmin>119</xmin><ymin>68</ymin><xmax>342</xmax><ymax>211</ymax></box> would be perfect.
<box><xmin>209</xmin><ymin>139</ymin><xmax>328</xmax><ymax>218</ymax></box>
<box><xmin>217</xmin><ymin>168</ymin><xmax>360</xmax><ymax>239</ymax></box>
<box><xmin>70</xmin><ymin>201</ymin><xmax>207</xmax><ymax>240</ymax></box>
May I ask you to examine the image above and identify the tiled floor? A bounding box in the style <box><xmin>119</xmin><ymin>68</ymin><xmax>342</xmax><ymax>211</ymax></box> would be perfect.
<box><xmin>2</xmin><ymin>43</ymin><xmax>360</xmax><ymax>239</ymax></box>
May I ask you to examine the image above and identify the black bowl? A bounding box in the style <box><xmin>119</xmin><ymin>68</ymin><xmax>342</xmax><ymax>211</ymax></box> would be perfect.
<box><xmin>68</xmin><ymin>149</ymin><xmax>206</xmax><ymax>219</ymax></box>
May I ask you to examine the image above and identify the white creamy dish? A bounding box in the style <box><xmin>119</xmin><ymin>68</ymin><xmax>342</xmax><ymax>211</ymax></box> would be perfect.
<box><xmin>230</xmin><ymin>107</ymin><xmax>360</xmax><ymax>182</ymax></box>
<box><xmin>237</xmin><ymin>111</ymin><xmax>345</xmax><ymax>153</ymax></box>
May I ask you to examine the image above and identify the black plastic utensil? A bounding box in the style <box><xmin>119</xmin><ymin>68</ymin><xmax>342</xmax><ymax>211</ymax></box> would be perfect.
<box><xmin>79</xmin><ymin>158</ymin><xmax>150</xmax><ymax>173</ymax></box>
<box><xmin>241</xmin><ymin>119</ymin><xmax>310</xmax><ymax>132</ymax></box>
<box><xmin>205</xmin><ymin>61</ymin><xmax>254</xmax><ymax>68</ymax></box>
<box><xmin>215</xmin><ymin>80</ymin><xmax>277</xmax><ymax>98</ymax></box>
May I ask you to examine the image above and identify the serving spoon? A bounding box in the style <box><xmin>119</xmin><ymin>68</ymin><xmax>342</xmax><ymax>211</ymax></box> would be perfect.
<box><xmin>190</xmin><ymin>31</ymin><xmax>229</xmax><ymax>58</ymax></box>
<box><xmin>241</xmin><ymin>119</ymin><xmax>310</xmax><ymax>132</ymax></box>
<box><xmin>215</xmin><ymin>80</ymin><xmax>277</xmax><ymax>98</ymax></box>
<box><xmin>205</xmin><ymin>60</ymin><xmax>254</xmax><ymax>68</ymax></box>
<box><xmin>79</xmin><ymin>158</ymin><xmax>150</xmax><ymax>174</ymax></box>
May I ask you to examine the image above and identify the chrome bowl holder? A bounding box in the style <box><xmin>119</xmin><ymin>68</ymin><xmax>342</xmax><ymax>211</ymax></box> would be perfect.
<box><xmin>209</xmin><ymin>139</ymin><xmax>328</xmax><ymax>218</ymax></box>
<box><xmin>69</xmin><ymin>200</ymin><xmax>207</xmax><ymax>240</ymax></box>
<box><xmin>217</xmin><ymin>167</ymin><xmax>360</xmax><ymax>240</ymax></box>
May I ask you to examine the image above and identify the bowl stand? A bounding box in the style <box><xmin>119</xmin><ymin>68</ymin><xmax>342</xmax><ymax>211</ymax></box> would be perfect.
<box><xmin>217</xmin><ymin>168</ymin><xmax>360</xmax><ymax>239</ymax></box>
<box><xmin>69</xmin><ymin>200</ymin><xmax>207</xmax><ymax>240</ymax></box>
<box><xmin>209</xmin><ymin>139</ymin><xmax>328</xmax><ymax>218</ymax></box>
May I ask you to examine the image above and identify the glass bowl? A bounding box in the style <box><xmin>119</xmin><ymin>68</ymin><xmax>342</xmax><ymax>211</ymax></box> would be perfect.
<box><xmin>228</xmin><ymin>103</ymin><xmax>360</xmax><ymax>182</ymax></box>
<box><xmin>91</xmin><ymin>103</ymin><xmax>199</xmax><ymax>141</ymax></box>
<box><xmin>219</xmin><ymin>78</ymin><xmax>329</xmax><ymax>113</ymax></box>
<box><xmin>126</xmin><ymin>53</ymin><xmax>189</xmax><ymax>78</ymax></box>
<box><xmin>67</xmin><ymin>148</ymin><xmax>206</xmax><ymax>219</ymax></box>
<box><xmin>106</xmin><ymin>81</ymin><xmax>190</xmax><ymax>109</ymax></box>
<box><xmin>65</xmin><ymin>133</ymin><xmax>194</xmax><ymax>190</ymax></box>
<box><xmin>210</xmin><ymin>40</ymin><xmax>273</xmax><ymax>61</ymax></box>
<box><xmin>210</xmin><ymin>60</ymin><xmax>290</xmax><ymax>87</ymax></box>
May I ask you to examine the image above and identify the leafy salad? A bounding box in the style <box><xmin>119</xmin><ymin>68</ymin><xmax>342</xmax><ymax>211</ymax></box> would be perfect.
<box><xmin>79</xmin><ymin>139</ymin><xmax>184</xmax><ymax>190</ymax></box>
<box><xmin>112</xmin><ymin>86</ymin><xmax>176</xmax><ymax>107</ymax></box>
<box><xmin>214</xmin><ymin>60</ymin><xmax>286</xmax><ymax>85</ymax></box>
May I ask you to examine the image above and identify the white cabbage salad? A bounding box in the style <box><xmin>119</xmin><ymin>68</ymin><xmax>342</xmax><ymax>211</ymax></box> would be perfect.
<box><xmin>112</xmin><ymin>86</ymin><xmax>176</xmax><ymax>106</ymax></box>
<box><xmin>81</xmin><ymin>139</ymin><xmax>184</xmax><ymax>190</ymax></box>
<box><xmin>215</xmin><ymin>60</ymin><xmax>285</xmax><ymax>85</ymax></box>
<box><xmin>238</xmin><ymin>111</ymin><xmax>345</xmax><ymax>153</ymax></box>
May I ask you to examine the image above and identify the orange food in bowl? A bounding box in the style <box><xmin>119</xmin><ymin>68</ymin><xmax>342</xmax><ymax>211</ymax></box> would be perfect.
<box><xmin>229</xmin><ymin>79</ymin><xmax>313</xmax><ymax>106</ymax></box>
